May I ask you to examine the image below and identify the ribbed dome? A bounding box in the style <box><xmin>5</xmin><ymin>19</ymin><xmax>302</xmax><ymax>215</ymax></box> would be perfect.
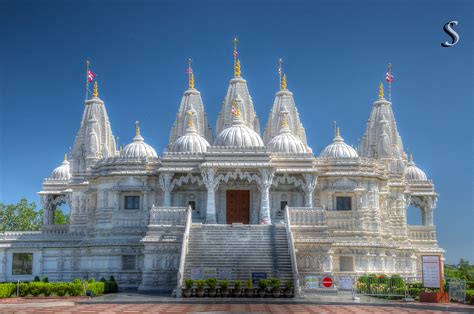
<box><xmin>267</xmin><ymin>107</ymin><xmax>308</xmax><ymax>154</ymax></box>
<box><xmin>320</xmin><ymin>128</ymin><xmax>358</xmax><ymax>158</ymax></box>
<box><xmin>405</xmin><ymin>156</ymin><xmax>428</xmax><ymax>181</ymax></box>
<box><xmin>50</xmin><ymin>155</ymin><xmax>71</xmax><ymax>180</ymax></box>
<box><xmin>122</xmin><ymin>126</ymin><xmax>158</xmax><ymax>159</ymax></box>
<box><xmin>214</xmin><ymin>94</ymin><xmax>264</xmax><ymax>147</ymax></box>
<box><xmin>171</xmin><ymin>127</ymin><xmax>210</xmax><ymax>153</ymax></box>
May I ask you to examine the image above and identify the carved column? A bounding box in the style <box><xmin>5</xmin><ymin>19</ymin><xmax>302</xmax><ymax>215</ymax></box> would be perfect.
<box><xmin>258</xmin><ymin>169</ymin><xmax>274</xmax><ymax>225</ymax></box>
<box><xmin>201</xmin><ymin>168</ymin><xmax>219</xmax><ymax>224</ymax></box>
<box><xmin>159</xmin><ymin>172</ymin><xmax>174</xmax><ymax>207</ymax></box>
<box><xmin>41</xmin><ymin>195</ymin><xmax>51</xmax><ymax>225</ymax></box>
<box><xmin>302</xmin><ymin>174</ymin><xmax>317</xmax><ymax>208</ymax></box>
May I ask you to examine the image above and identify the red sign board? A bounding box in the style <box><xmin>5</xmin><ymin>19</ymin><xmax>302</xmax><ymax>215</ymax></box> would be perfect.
<box><xmin>322</xmin><ymin>277</ymin><xmax>333</xmax><ymax>288</ymax></box>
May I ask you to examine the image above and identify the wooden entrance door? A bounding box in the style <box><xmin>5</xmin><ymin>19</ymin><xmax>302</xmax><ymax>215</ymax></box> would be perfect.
<box><xmin>226</xmin><ymin>190</ymin><xmax>250</xmax><ymax>224</ymax></box>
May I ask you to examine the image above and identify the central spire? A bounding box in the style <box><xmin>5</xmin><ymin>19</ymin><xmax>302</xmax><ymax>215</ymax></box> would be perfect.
<box><xmin>231</xmin><ymin>94</ymin><xmax>243</xmax><ymax>123</ymax></box>
<box><xmin>188</xmin><ymin>58</ymin><xmax>195</xmax><ymax>90</ymax></box>
<box><xmin>379</xmin><ymin>82</ymin><xmax>384</xmax><ymax>100</ymax></box>
<box><xmin>233</xmin><ymin>37</ymin><xmax>241</xmax><ymax>77</ymax></box>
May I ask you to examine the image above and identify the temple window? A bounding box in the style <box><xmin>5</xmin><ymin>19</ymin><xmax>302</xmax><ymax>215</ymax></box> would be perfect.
<box><xmin>124</xmin><ymin>196</ymin><xmax>140</xmax><ymax>210</ymax></box>
<box><xmin>122</xmin><ymin>255</ymin><xmax>136</xmax><ymax>270</ymax></box>
<box><xmin>339</xmin><ymin>256</ymin><xmax>354</xmax><ymax>271</ymax></box>
<box><xmin>188</xmin><ymin>201</ymin><xmax>196</xmax><ymax>210</ymax></box>
<box><xmin>336</xmin><ymin>196</ymin><xmax>352</xmax><ymax>210</ymax></box>
<box><xmin>12</xmin><ymin>253</ymin><xmax>33</xmax><ymax>275</ymax></box>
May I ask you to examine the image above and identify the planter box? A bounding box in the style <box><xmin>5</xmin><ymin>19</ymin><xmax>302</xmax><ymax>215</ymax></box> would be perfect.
<box><xmin>419</xmin><ymin>292</ymin><xmax>449</xmax><ymax>303</ymax></box>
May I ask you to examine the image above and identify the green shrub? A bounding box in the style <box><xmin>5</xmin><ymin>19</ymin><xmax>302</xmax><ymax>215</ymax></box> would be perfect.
<box><xmin>88</xmin><ymin>278</ymin><xmax>95</xmax><ymax>283</ymax></box>
<box><xmin>0</xmin><ymin>283</ymin><xmax>16</xmax><ymax>298</ymax></box>
<box><xmin>407</xmin><ymin>287</ymin><xmax>420</xmax><ymax>297</ymax></box>
<box><xmin>185</xmin><ymin>279</ymin><xmax>193</xmax><ymax>289</ymax></box>
<box><xmin>19</xmin><ymin>282</ymin><xmax>29</xmax><ymax>297</ymax></box>
<box><xmin>390</xmin><ymin>275</ymin><xmax>405</xmax><ymax>288</ymax></box>
<box><xmin>245</xmin><ymin>278</ymin><xmax>253</xmax><ymax>289</ymax></box>
<box><xmin>29</xmin><ymin>282</ymin><xmax>43</xmax><ymax>297</ymax></box>
<box><xmin>42</xmin><ymin>277</ymin><xmax>49</xmax><ymax>283</ymax></box>
<box><xmin>358</xmin><ymin>276</ymin><xmax>368</xmax><ymax>283</ymax></box>
<box><xmin>33</xmin><ymin>276</ymin><xmax>41</xmax><ymax>282</ymax></box>
<box><xmin>466</xmin><ymin>281</ymin><xmax>474</xmax><ymax>290</ymax></box>
<box><xmin>109</xmin><ymin>276</ymin><xmax>116</xmax><ymax>282</ymax></box>
<box><xmin>377</xmin><ymin>275</ymin><xmax>389</xmax><ymax>285</ymax></box>
<box><xmin>68</xmin><ymin>280</ymin><xmax>83</xmax><ymax>296</ymax></box>
<box><xmin>285</xmin><ymin>280</ymin><xmax>292</xmax><ymax>290</ymax></box>
<box><xmin>219</xmin><ymin>280</ymin><xmax>229</xmax><ymax>290</ymax></box>
<box><xmin>53</xmin><ymin>283</ymin><xmax>69</xmax><ymax>296</ymax></box>
<box><xmin>206</xmin><ymin>278</ymin><xmax>217</xmax><ymax>289</ymax></box>
<box><xmin>270</xmin><ymin>277</ymin><xmax>281</xmax><ymax>289</ymax></box>
<box><xmin>196</xmin><ymin>280</ymin><xmax>206</xmax><ymax>290</ymax></box>
<box><xmin>258</xmin><ymin>279</ymin><xmax>269</xmax><ymax>289</ymax></box>
<box><xmin>234</xmin><ymin>280</ymin><xmax>242</xmax><ymax>289</ymax></box>
<box><xmin>43</xmin><ymin>283</ymin><xmax>51</xmax><ymax>296</ymax></box>
<box><xmin>465</xmin><ymin>290</ymin><xmax>474</xmax><ymax>304</ymax></box>
<box><xmin>108</xmin><ymin>280</ymin><xmax>118</xmax><ymax>293</ymax></box>
<box><xmin>86</xmin><ymin>282</ymin><xmax>105</xmax><ymax>295</ymax></box>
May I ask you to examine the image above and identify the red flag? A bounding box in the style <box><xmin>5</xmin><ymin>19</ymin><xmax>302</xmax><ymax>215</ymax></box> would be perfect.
<box><xmin>87</xmin><ymin>70</ymin><xmax>96</xmax><ymax>83</ymax></box>
<box><xmin>233</xmin><ymin>49</ymin><xmax>238</xmax><ymax>59</ymax></box>
<box><xmin>187</xmin><ymin>66</ymin><xmax>193</xmax><ymax>74</ymax></box>
<box><xmin>385</xmin><ymin>72</ymin><xmax>394</xmax><ymax>83</ymax></box>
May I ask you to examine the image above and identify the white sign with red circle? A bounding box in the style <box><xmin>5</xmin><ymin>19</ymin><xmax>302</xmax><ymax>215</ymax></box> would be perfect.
<box><xmin>322</xmin><ymin>276</ymin><xmax>333</xmax><ymax>288</ymax></box>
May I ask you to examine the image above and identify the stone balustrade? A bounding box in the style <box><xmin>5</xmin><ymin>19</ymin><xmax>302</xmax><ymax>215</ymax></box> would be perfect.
<box><xmin>288</xmin><ymin>207</ymin><xmax>326</xmax><ymax>226</ymax></box>
<box><xmin>407</xmin><ymin>225</ymin><xmax>437</xmax><ymax>243</ymax></box>
<box><xmin>148</xmin><ymin>206</ymin><xmax>188</xmax><ymax>226</ymax></box>
<box><xmin>326</xmin><ymin>210</ymin><xmax>363</xmax><ymax>230</ymax></box>
<box><xmin>41</xmin><ymin>224</ymin><xmax>69</xmax><ymax>235</ymax></box>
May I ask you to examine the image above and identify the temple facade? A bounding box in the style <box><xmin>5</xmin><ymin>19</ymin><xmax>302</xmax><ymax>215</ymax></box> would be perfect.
<box><xmin>0</xmin><ymin>51</ymin><xmax>443</xmax><ymax>293</ymax></box>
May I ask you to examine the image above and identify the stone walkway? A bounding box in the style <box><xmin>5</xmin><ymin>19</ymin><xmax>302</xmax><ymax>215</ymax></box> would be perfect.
<box><xmin>0</xmin><ymin>303</ymin><xmax>459</xmax><ymax>313</ymax></box>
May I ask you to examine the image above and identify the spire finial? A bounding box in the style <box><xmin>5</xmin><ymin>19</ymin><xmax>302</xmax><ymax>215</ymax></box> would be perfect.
<box><xmin>336</xmin><ymin>127</ymin><xmax>340</xmax><ymax>137</ymax></box>
<box><xmin>93</xmin><ymin>81</ymin><xmax>99</xmax><ymax>98</ymax></box>
<box><xmin>135</xmin><ymin>120</ymin><xmax>140</xmax><ymax>136</ymax></box>
<box><xmin>333</xmin><ymin>121</ymin><xmax>337</xmax><ymax>136</ymax></box>
<box><xmin>64</xmin><ymin>153</ymin><xmax>68</xmax><ymax>161</ymax></box>
<box><xmin>233</xmin><ymin>37</ymin><xmax>241</xmax><ymax>77</ymax></box>
<box><xmin>379</xmin><ymin>82</ymin><xmax>384</xmax><ymax>99</ymax></box>
<box><xmin>409</xmin><ymin>153</ymin><xmax>413</xmax><ymax>162</ymax></box>
<box><xmin>234</xmin><ymin>59</ymin><xmax>241</xmax><ymax>77</ymax></box>
<box><xmin>281</xmin><ymin>74</ymin><xmax>287</xmax><ymax>90</ymax></box>
<box><xmin>278</xmin><ymin>58</ymin><xmax>283</xmax><ymax>89</ymax></box>
<box><xmin>188</xmin><ymin>58</ymin><xmax>195</xmax><ymax>89</ymax></box>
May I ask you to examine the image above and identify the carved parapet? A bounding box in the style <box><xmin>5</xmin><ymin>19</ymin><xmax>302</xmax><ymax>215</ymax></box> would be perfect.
<box><xmin>289</xmin><ymin>207</ymin><xmax>327</xmax><ymax>226</ymax></box>
<box><xmin>148</xmin><ymin>207</ymin><xmax>188</xmax><ymax>226</ymax></box>
<box><xmin>407</xmin><ymin>225</ymin><xmax>437</xmax><ymax>245</ymax></box>
<box><xmin>41</xmin><ymin>224</ymin><xmax>69</xmax><ymax>235</ymax></box>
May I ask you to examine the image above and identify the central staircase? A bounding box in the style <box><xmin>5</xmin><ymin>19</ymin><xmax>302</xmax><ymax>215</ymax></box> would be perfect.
<box><xmin>183</xmin><ymin>223</ymin><xmax>293</xmax><ymax>283</ymax></box>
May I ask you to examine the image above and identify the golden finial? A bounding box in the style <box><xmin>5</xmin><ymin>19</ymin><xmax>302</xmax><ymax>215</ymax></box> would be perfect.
<box><xmin>281</xmin><ymin>112</ymin><xmax>288</xmax><ymax>128</ymax></box>
<box><xmin>188</xmin><ymin>58</ymin><xmax>195</xmax><ymax>89</ymax></box>
<box><xmin>187</xmin><ymin>110</ymin><xmax>194</xmax><ymax>127</ymax></box>
<box><xmin>64</xmin><ymin>153</ymin><xmax>68</xmax><ymax>161</ymax></box>
<box><xmin>93</xmin><ymin>81</ymin><xmax>99</xmax><ymax>98</ymax></box>
<box><xmin>234</xmin><ymin>59</ymin><xmax>241</xmax><ymax>77</ymax></box>
<box><xmin>409</xmin><ymin>153</ymin><xmax>413</xmax><ymax>162</ymax></box>
<box><xmin>336</xmin><ymin>127</ymin><xmax>340</xmax><ymax>137</ymax></box>
<box><xmin>281</xmin><ymin>74</ymin><xmax>287</xmax><ymax>90</ymax></box>
<box><xmin>379</xmin><ymin>82</ymin><xmax>384</xmax><ymax>99</ymax></box>
<box><xmin>135</xmin><ymin>121</ymin><xmax>140</xmax><ymax>136</ymax></box>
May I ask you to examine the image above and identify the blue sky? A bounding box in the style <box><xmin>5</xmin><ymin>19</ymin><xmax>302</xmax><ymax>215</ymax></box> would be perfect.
<box><xmin>0</xmin><ymin>0</ymin><xmax>472</xmax><ymax>263</ymax></box>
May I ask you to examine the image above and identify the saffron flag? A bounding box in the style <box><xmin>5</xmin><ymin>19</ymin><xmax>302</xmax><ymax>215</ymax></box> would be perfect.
<box><xmin>87</xmin><ymin>70</ymin><xmax>96</xmax><ymax>83</ymax></box>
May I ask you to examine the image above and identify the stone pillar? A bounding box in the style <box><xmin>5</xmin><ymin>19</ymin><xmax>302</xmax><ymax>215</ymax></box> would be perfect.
<box><xmin>302</xmin><ymin>174</ymin><xmax>317</xmax><ymax>208</ymax></box>
<box><xmin>41</xmin><ymin>195</ymin><xmax>50</xmax><ymax>225</ymax></box>
<box><xmin>425</xmin><ymin>209</ymin><xmax>433</xmax><ymax>226</ymax></box>
<box><xmin>258</xmin><ymin>169</ymin><xmax>274</xmax><ymax>224</ymax></box>
<box><xmin>201</xmin><ymin>168</ymin><xmax>219</xmax><ymax>224</ymax></box>
<box><xmin>159</xmin><ymin>172</ymin><xmax>173</xmax><ymax>207</ymax></box>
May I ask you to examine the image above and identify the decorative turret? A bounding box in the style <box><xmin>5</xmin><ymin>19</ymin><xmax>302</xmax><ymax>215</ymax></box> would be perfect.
<box><xmin>168</xmin><ymin>59</ymin><xmax>213</xmax><ymax>146</ymax></box>
<box><xmin>48</xmin><ymin>154</ymin><xmax>71</xmax><ymax>181</ymax></box>
<box><xmin>359</xmin><ymin>83</ymin><xmax>406</xmax><ymax>175</ymax></box>
<box><xmin>215</xmin><ymin>38</ymin><xmax>260</xmax><ymax>135</ymax></box>
<box><xmin>263</xmin><ymin>60</ymin><xmax>308</xmax><ymax>147</ymax></box>
<box><xmin>70</xmin><ymin>81</ymin><xmax>116</xmax><ymax>176</ymax></box>
<box><xmin>320</xmin><ymin>125</ymin><xmax>358</xmax><ymax>158</ymax></box>
<box><xmin>267</xmin><ymin>104</ymin><xmax>308</xmax><ymax>154</ymax></box>
<box><xmin>405</xmin><ymin>154</ymin><xmax>428</xmax><ymax>181</ymax></box>
<box><xmin>170</xmin><ymin>105</ymin><xmax>210</xmax><ymax>153</ymax></box>
<box><xmin>122</xmin><ymin>121</ymin><xmax>158</xmax><ymax>159</ymax></box>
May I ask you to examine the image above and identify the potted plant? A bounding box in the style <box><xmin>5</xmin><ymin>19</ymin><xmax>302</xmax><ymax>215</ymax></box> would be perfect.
<box><xmin>219</xmin><ymin>280</ymin><xmax>229</xmax><ymax>297</ymax></box>
<box><xmin>207</xmin><ymin>278</ymin><xmax>218</xmax><ymax>297</ymax></box>
<box><xmin>182</xmin><ymin>279</ymin><xmax>193</xmax><ymax>297</ymax></box>
<box><xmin>196</xmin><ymin>280</ymin><xmax>206</xmax><ymax>297</ymax></box>
<box><xmin>233</xmin><ymin>279</ymin><xmax>242</xmax><ymax>297</ymax></box>
<box><xmin>245</xmin><ymin>278</ymin><xmax>253</xmax><ymax>297</ymax></box>
<box><xmin>258</xmin><ymin>279</ymin><xmax>268</xmax><ymax>297</ymax></box>
<box><xmin>419</xmin><ymin>288</ymin><xmax>449</xmax><ymax>303</ymax></box>
<box><xmin>284</xmin><ymin>280</ymin><xmax>293</xmax><ymax>297</ymax></box>
<box><xmin>270</xmin><ymin>277</ymin><xmax>281</xmax><ymax>297</ymax></box>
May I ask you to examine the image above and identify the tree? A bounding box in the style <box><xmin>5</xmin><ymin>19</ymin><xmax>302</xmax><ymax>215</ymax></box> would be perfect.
<box><xmin>54</xmin><ymin>209</ymin><xmax>70</xmax><ymax>224</ymax></box>
<box><xmin>0</xmin><ymin>198</ymin><xmax>42</xmax><ymax>231</ymax></box>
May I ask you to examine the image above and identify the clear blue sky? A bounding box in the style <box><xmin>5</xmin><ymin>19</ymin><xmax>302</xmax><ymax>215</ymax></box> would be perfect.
<box><xmin>1</xmin><ymin>0</ymin><xmax>472</xmax><ymax>263</ymax></box>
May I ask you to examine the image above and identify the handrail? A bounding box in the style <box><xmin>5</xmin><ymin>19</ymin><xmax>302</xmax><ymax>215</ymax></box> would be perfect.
<box><xmin>176</xmin><ymin>205</ymin><xmax>192</xmax><ymax>297</ymax></box>
<box><xmin>284</xmin><ymin>205</ymin><xmax>301</xmax><ymax>298</ymax></box>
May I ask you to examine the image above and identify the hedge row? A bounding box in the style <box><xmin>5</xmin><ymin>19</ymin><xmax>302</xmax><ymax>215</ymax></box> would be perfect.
<box><xmin>0</xmin><ymin>277</ymin><xmax>118</xmax><ymax>298</ymax></box>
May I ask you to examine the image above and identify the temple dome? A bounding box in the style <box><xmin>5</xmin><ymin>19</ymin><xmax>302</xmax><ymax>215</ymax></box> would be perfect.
<box><xmin>405</xmin><ymin>156</ymin><xmax>428</xmax><ymax>181</ymax></box>
<box><xmin>320</xmin><ymin>128</ymin><xmax>358</xmax><ymax>158</ymax></box>
<box><xmin>267</xmin><ymin>104</ymin><xmax>308</xmax><ymax>154</ymax></box>
<box><xmin>171</xmin><ymin>127</ymin><xmax>210</xmax><ymax>153</ymax></box>
<box><xmin>50</xmin><ymin>155</ymin><xmax>71</xmax><ymax>180</ymax></box>
<box><xmin>122</xmin><ymin>124</ymin><xmax>158</xmax><ymax>159</ymax></box>
<box><xmin>214</xmin><ymin>94</ymin><xmax>264</xmax><ymax>147</ymax></box>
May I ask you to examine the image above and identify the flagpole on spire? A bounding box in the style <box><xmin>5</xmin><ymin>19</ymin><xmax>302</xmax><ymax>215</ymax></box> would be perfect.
<box><xmin>385</xmin><ymin>63</ymin><xmax>394</xmax><ymax>102</ymax></box>
<box><xmin>233</xmin><ymin>37</ymin><xmax>238</xmax><ymax>68</ymax></box>
<box><xmin>85</xmin><ymin>60</ymin><xmax>90</xmax><ymax>101</ymax></box>
<box><xmin>278</xmin><ymin>58</ymin><xmax>283</xmax><ymax>90</ymax></box>
<box><xmin>188</xmin><ymin>58</ymin><xmax>194</xmax><ymax>89</ymax></box>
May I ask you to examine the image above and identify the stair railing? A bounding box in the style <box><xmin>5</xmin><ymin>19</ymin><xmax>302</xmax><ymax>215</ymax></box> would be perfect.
<box><xmin>284</xmin><ymin>205</ymin><xmax>301</xmax><ymax>298</ymax></box>
<box><xmin>176</xmin><ymin>205</ymin><xmax>192</xmax><ymax>298</ymax></box>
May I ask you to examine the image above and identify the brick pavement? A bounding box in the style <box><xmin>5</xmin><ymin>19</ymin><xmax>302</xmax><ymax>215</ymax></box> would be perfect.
<box><xmin>0</xmin><ymin>303</ymin><xmax>455</xmax><ymax>313</ymax></box>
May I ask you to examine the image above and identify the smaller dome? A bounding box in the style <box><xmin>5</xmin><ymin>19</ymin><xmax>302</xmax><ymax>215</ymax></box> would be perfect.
<box><xmin>50</xmin><ymin>155</ymin><xmax>71</xmax><ymax>180</ymax></box>
<box><xmin>405</xmin><ymin>155</ymin><xmax>428</xmax><ymax>181</ymax></box>
<box><xmin>320</xmin><ymin>128</ymin><xmax>358</xmax><ymax>158</ymax></box>
<box><xmin>171</xmin><ymin>127</ymin><xmax>210</xmax><ymax>153</ymax></box>
<box><xmin>122</xmin><ymin>123</ymin><xmax>158</xmax><ymax>159</ymax></box>
<box><xmin>267</xmin><ymin>107</ymin><xmax>308</xmax><ymax>154</ymax></box>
